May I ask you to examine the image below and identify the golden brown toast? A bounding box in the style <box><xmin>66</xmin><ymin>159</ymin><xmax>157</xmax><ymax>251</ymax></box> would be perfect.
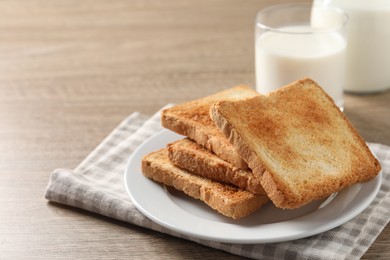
<box><xmin>142</xmin><ymin>148</ymin><xmax>269</xmax><ymax>219</ymax></box>
<box><xmin>161</xmin><ymin>86</ymin><xmax>259</xmax><ymax>169</ymax></box>
<box><xmin>210</xmin><ymin>78</ymin><xmax>381</xmax><ymax>209</ymax></box>
<box><xmin>167</xmin><ymin>138</ymin><xmax>266</xmax><ymax>195</ymax></box>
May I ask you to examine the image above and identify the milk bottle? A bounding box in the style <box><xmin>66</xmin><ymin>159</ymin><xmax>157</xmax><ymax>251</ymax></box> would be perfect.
<box><xmin>313</xmin><ymin>0</ymin><xmax>390</xmax><ymax>93</ymax></box>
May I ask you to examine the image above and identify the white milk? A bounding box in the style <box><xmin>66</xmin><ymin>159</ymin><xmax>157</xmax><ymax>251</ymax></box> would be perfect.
<box><xmin>313</xmin><ymin>0</ymin><xmax>390</xmax><ymax>93</ymax></box>
<box><xmin>255</xmin><ymin>25</ymin><xmax>346</xmax><ymax>108</ymax></box>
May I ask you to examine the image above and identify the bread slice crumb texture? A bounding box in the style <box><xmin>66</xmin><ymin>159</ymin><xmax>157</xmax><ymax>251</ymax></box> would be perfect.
<box><xmin>167</xmin><ymin>138</ymin><xmax>266</xmax><ymax>195</ymax></box>
<box><xmin>142</xmin><ymin>148</ymin><xmax>269</xmax><ymax>219</ymax></box>
<box><xmin>211</xmin><ymin>78</ymin><xmax>381</xmax><ymax>209</ymax></box>
<box><xmin>161</xmin><ymin>85</ymin><xmax>259</xmax><ymax>169</ymax></box>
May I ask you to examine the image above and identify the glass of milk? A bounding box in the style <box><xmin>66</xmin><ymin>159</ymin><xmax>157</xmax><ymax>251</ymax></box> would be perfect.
<box><xmin>255</xmin><ymin>3</ymin><xmax>348</xmax><ymax>108</ymax></box>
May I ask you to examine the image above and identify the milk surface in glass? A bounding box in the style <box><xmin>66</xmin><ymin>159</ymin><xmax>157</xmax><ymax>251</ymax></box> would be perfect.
<box><xmin>255</xmin><ymin>25</ymin><xmax>346</xmax><ymax>108</ymax></box>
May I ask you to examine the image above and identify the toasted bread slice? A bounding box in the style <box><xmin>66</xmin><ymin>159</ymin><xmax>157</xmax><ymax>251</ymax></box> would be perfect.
<box><xmin>142</xmin><ymin>149</ymin><xmax>269</xmax><ymax>219</ymax></box>
<box><xmin>168</xmin><ymin>138</ymin><xmax>266</xmax><ymax>195</ymax></box>
<box><xmin>210</xmin><ymin>78</ymin><xmax>381</xmax><ymax>209</ymax></box>
<box><xmin>161</xmin><ymin>86</ymin><xmax>259</xmax><ymax>169</ymax></box>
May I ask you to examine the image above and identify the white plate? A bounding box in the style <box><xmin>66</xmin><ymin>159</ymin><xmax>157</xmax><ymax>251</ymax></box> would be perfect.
<box><xmin>124</xmin><ymin>129</ymin><xmax>382</xmax><ymax>244</ymax></box>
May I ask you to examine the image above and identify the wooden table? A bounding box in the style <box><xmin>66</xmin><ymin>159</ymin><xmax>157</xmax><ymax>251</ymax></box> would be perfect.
<box><xmin>1</xmin><ymin>0</ymin><xmax>389</xmax><ymax>258</ymax></box>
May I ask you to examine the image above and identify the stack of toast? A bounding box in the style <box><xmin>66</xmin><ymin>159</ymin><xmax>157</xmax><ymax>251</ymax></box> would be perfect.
<box><xmin>141</xmin><ymin>78</ymin><xmax>381</xmax><ymax>219</ymax></box>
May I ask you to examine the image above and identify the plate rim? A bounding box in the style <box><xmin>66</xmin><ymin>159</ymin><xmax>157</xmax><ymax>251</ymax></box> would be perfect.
<box><xmin>124</xmin><ymin>129</ymin><xmax>382</xmax><ymax>244</ymax></box>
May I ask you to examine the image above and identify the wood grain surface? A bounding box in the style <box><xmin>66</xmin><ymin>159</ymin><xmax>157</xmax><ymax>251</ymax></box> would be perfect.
<box><xmin>0</xmin><ymin>0</ymin><xmax>389</xmax><ymax>259</ymax></box>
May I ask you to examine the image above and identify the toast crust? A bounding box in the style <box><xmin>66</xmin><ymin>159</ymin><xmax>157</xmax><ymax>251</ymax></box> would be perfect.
<box><xmin>142</xmin><ymin>149</ymin><xmax>268</xmax><ymax>219</ymax></box>
<box><xmin>167</xmin><ymin>138</ymin><xmax>266</xmax><ymax>195</ymax></box>
<box><xmin>210</xmin><ymin>78</ymin><xmax>381</xmax><ymax>209</ymax></box>
<box><xmin>161</xmin><ymin>85</ymin><xmax>259</xmax><ymax>169</ymax></box>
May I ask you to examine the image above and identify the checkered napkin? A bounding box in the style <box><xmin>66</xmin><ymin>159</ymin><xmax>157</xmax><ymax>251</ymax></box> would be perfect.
<box><xmin>45</xmin><ymin>107</ymin><xmax>390</xmax><ymax>260</ymax></box>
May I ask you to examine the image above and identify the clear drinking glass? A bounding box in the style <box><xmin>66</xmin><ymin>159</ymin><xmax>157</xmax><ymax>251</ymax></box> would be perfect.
<box><xmin>255</xmin><ymin>3</ymin><xmax>348</xmax><ymax>109</ymax></box>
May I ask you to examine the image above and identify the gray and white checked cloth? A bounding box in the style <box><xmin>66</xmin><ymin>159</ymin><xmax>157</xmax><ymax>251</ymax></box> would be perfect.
<box><xmin>45</xmin><ymin>107</ymin><xmax>390</xmax><ymax>260</ymax></box>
